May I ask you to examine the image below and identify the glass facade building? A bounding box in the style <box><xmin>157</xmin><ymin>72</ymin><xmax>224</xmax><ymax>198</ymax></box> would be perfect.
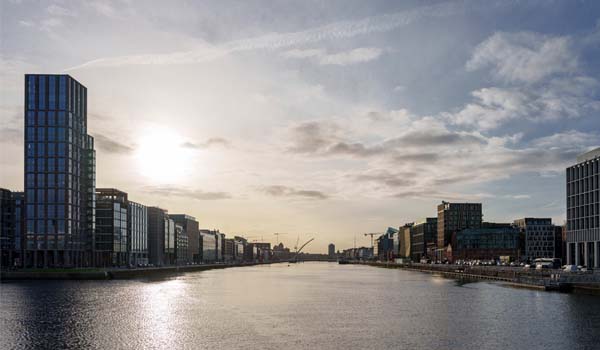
<box><xmin>24</xmin><ymin>74</ymin><xmax>95</xmax><ymax>267</ymax></box>
<box><xmin>95</xmin><ymin>188</ymin><xmax>128</xmax><ymax>266</ymax></box>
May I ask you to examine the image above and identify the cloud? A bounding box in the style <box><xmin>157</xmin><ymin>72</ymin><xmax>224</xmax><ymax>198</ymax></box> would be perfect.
<box><xmin>354</xmin><ymin>171</ymin><xmax>415</xmax><ymax>188</ymax></box>
<box><xmin>92</xmin><ymin>133</ymin><xmax>134</xmax><ymax>154</ymax></box>
<box><xmin>144</xmin><ymin>186</ymin><xmax>231</xmax><ymax>200</ymax></box>
<box><xmin>444</xmin><ymin>77</ymin><xmax>600</xmax><ymax>130</ymax></box>
<box><xmin>181</xmin><ymin>137</ymin><xmax>230</xmax><ymax>149</ymax></box>
<box><xmin>466</xmin><ymin>31</ymin><xmax>578</xmax><ymax>83</ymax></box>
<box><xmin>46</xmin><ymin>4</ymin><xmax>76</xmax><ymax>17</ymax></box>
<box><xmin>0</xmin><ymin>127</ymin><xmax>21</xmax><ymax>144</ymax></box>
<box><xmin>261</xmin><ymin>185</ymin><xmax>329</xmax><ymax>200</ymax></box>
<box><xmin>67</xmin><ymin>1</ymin><xmax>492</xmax><ymax>70</ymax></box>
<box><xmin>283</xmin><ymin>47</ymin><xmax>384</xmax><ymax>65</ymax></box>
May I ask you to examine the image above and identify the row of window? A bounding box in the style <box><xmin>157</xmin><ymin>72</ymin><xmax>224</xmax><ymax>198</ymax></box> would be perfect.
<box><xmin>26</xmin><ymin>204</ymin><xmax>80</xmax><ymax>221</ymax></box>
<box><xmin>567</xmin><ymin>176</ymin><xmax>600</xmax><ymax>195</ymax></box>
<box><xmin>26</xmin><ymin>75</ymin><xmax>86</xmax><ymax>117</ymax></box>
<box><xmin>567</xmin><ymin>159</ymin><xmax>599</xmax><ymax>182</ymax></box>
<box><xmin>567</xmin><ymin>192</ymin><xmax>599</xmax><ymax>208</ymax></box>
<box><xmin>568</xmin><ymin>204</ymin><xmax>600</xmax><ymax>219</ymax></box>
<box><xmin>26</xmin><ymin>219</ymin><xmax>79</xmax><ymax>235</ymax></box>
<box><xmin>567</xmin><ymin>216</ymin><xmax>600</xmax><ymax>231</ymax></box>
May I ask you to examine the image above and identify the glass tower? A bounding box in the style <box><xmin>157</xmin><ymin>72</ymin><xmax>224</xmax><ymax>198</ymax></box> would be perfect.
<box><xmin>24</xmin><ymin>74</ymin><xmax>96</xmax><ymax>268</ymax></box>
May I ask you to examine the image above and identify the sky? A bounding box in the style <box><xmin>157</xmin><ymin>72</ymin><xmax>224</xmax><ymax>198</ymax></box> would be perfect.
<box><xmin>1</xmin><ymin>0</ymin><xmax>599</xmax><ymax>253</ymax></box>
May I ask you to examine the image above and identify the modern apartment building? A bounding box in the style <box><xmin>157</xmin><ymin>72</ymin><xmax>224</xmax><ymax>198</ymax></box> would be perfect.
<box><xmin>513</xmin><ymin>218</ymin><xmax>555</xmax><ymax>261</ymax></box>
<box><xmin>437</xmin><ymin>201</ymin><xmax>482</xmax><ymax>249</ymax></box>
<box><xmin>24</xmin><ymin>74</ymin><xmax>95</xmax><ymax>267</ymax></box>
<box><xmin>566</xmin><ymin>147</ymin><xmax>600</xmax><ymax>267</ymax></box>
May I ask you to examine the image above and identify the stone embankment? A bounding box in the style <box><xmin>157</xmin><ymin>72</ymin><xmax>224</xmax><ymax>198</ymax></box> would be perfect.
<box><xmin>354</xmin><ymin>261</ymin><xmax>600</xmax><ymax>295</ymax></box>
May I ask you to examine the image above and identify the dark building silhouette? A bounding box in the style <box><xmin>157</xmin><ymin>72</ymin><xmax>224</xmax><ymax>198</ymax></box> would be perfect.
<box><xmin>410</xmin><ymin>218</ymin><xmax>437</xmax><ymax>261</ymax></box>
<box><xmin>171</xmin><ymin>214</ymin><xmax>200</xmax><ymax>264</ymax></box>
<box><xmin>23</xmin><ymin>74</ymin><xmax>95</xmax><ymax>267</ymax></box>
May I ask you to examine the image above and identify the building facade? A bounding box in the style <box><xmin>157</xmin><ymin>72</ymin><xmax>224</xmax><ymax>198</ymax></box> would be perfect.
<box><xmin>94</xmin><ymin>188</ymin><xmax>128</xmax><ymax>266</ymax></box>
<box><xmin>175</xmin><ymin>223</ymin><xmax>189</xmax><ymax>264</ymax></box>
<box><xmin>24</xmin><ymin>74</ymin><xmax>96</xmax><ymax>268</ymax></box>
<box><xmin>171</xmin><ymin>214</ymin><xmax>200</xmax><ymax>263</ymax></box>
<box><xmin>128</xmin><ymin>201</ymin><xmax>148</xmax><ymax>266</ymax></box>
<box><xmin>453</xmin><ymin>227</ymin><xmax>521</xmax><ymax>261</ymax></box>
<box><xmin>566</xmin><ymin>147</ymin><xmax>600</xmax><ymax>267</ymax></box>
<box><xmin>437</xmin><ymin>201</ymin><xmax>482</xmax><ymax>249</ymax></box>
<box><xmin>399</xmin><ymin>223</ymin><xmax>413</xmax><ymax>259</ymax></box>
<box><xmin>0</xmin><ymin>189</ymin><xmax>23</xmax><ymax>268</ymax></box>
<box><xmin>199</xmin><ymin>229</ymin><xmax>218</xmax><ymax>263</ymax></box>
<box><xmin>513</xmin><ymin>218</ymin><xmax>555</xmax><ymax>261</ymax></box>
<box><xmin>410</xmin><ymin>217</ymin><xmax>437</xmax><ymax>261</ymax></box>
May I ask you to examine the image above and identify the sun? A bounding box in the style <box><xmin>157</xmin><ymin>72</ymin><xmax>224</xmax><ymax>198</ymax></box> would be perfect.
<box><xmin>135</xmin><ymin>128</ymin><xmax>192</xmax><ymax>184</ymax></box>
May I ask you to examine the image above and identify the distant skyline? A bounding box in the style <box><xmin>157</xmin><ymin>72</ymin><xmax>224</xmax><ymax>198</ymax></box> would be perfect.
<box><xmin>1</xmin><ymin>0</ymin><xmax>599</xmax><ymax>252</ymax></box>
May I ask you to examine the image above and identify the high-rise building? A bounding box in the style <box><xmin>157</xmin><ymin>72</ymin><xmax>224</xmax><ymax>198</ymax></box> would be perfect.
<box><xmin>566</xmin><ymin>147</ymin><xmax>600</xmax><ymax>267</ymax></box>
<box><xmin>175</xmin><ymin>223</ymin><xmax>188</xmax><ymax>265</ymax></box>
<box><xmin>399</xmin><ymin>223</ymin><xmax>413</xmax><ymax>259</ymax></box>
<box><xmin>94</xmin><ymin>188</ymin><xmax>128</xmax><ymax>266</ymax></box>
<box><xmin>24</xmin><ymin>74</ymin><xmax>95</xmax><ymax>268</ymax></box>
<box><xmin>437</xmin><ymin>201</ymin><xmax>482</xmax><ymax>249</ymax></box>
<box><xmin>328</xmin><ymin>243</ymin><xmax>335</xmax><ymax>257</ymax></box>
<box><xmin>513</xmin><ymin>218</ymin><xmax>555</xmax><ymax>261</ymax></box>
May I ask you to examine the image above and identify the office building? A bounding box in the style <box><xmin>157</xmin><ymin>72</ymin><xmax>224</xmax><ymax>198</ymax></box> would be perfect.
<box><xmin>175</xmin><ymin>223</ymin><xmax>188</xmax><ymax>264</ymax></box>
<box><xmin>128</xmin><ymin>201</ymin><xmax>148</xmax><ymax>266</ymax></box>
<box><xmin>24</xmin><ymin>74</ymin><xmax>96</xmax><ymax>267</ymax></box>
<box><xmin>566</xmin><ymin>147</ymin><xmax>600</xmax><ymax>267</ymax></box>
<box><xmin>0</xmin><ymin>189</ymin><xmax>24</xmax><ymax>268</ymax></box>
<box><xmin>399</xmin><ymin>223</ymin><xmax>413</xmax><ymax>259</ymax></box>
<box><xmin>148</xmin><ymin>207</ymin><xmax>167</xmax><ymax>266</ymax></box>
<box><xmin>437</xmin><ymin>201</ymin><xmax>482</xmax><ymax>249</ymax></box>
<box><xmin>453</xmin><ymin>226</ymin><xmax>521</xmax><ymax>261</ymax></box>
<box><xmin>95</xmin><ymin>188</ymin><xmax>128</xmax><ymax>266</ymax></box>
<box><xmin>513</xmin><ymin>218</ymin><xmax>555</xmax><ymax>261</ymax></box>
<box><xmin>171</xmin><ymin>214</ymin><xmax>200</xmax><ymax>263</ymax></box>
<box><xmin>328</xmin><ymin>243</ymin><xmax>335</xmax><ymax>258</ymax></box>
<box><xmin>199</xmin><ymin>229</ymin><xmax>218</xmax><ymax>263</ymax></box>
<box><xmin>410</xmin><ymin>217</ymin><xmax>437</xmax><ymax>260</ymax></box>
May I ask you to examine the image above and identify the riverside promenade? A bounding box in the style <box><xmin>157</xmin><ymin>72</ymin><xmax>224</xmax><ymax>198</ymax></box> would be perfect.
<box><xmin>352</xmin><ymin>261</ymin><xmax>600</xmax><ymax>295</ymax></box>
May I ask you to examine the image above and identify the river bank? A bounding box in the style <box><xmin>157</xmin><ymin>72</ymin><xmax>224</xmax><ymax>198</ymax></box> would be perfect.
<box><xmin>0</xmin><ymin>262</ymin><xmax>264</xmax><ymax>281</ymax></box>
<box><xmin>352</xmin><ymin>261</ymin><xmax>600</xmax><ymax>295</ymax></box>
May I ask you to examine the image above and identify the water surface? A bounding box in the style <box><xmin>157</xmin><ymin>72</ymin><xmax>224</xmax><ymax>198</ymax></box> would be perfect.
<box><xmin>2</xmin><ymin>262</ymin><xmax>599</xmax><ymax>349</ymax></box>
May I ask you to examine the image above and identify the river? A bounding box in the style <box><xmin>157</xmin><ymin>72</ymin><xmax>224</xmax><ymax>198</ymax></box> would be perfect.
<box><xmin>1</xmin><ymin>262</ymin><xmax>600</xmax><ymax>349</ymax></box>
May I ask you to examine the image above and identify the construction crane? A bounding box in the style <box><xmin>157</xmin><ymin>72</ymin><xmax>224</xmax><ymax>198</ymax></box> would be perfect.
<box><xmin>273</xmin><ymin>232</ymin><xmax>288</xmax><ymax>245</ymax></box>
<box><xmin>363</xmin><ymin>233</ymin><xmax>380</xmax><ymax>250</ymax></box>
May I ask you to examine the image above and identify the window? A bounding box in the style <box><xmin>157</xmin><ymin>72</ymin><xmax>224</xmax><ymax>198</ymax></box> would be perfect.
<box><xmin>26</xmin><ymin>173</ymin><xmax>35</xmax><ymax>187</ymax></box>
<box><xmin>47</xmin><ymin>158</ymin><xmax>55</xmax><ymax>172</ymax></box>
<box><xmin>26</xmin><ymin>158</ymin><xmax>35</xmax><ymax>172</ymax></box>
<box><xmin>47</xmin><ymin>143</ymin><xmax>55</xmax><ymax>157</ymax></box>
<box><xmin>48</xmin><ymin>76</ymin><xmax>56</xmax><ymax>110</ymax></box>
<box><xmin>37</xmin><ymin>128</ymin><xmax>45</xmax><ymax>142</ymax></box>
<box><xmin>38</xmin><ymin>76</ymin><xmax>46</xmax><ymax>110</ymax></box>
<box><xmin>58</xmin><ymin>143</ymin><xmax>66</xmax><ymax>157</ymax></box>
<box><xmin>27</xmin><ymin>75</ymin><xmax>36</xmax><ymax>110</ymax></box>
<box><xmin>37</xmin><ymin>143</ymin><xmax>45</xmax><ymax>157</ymax></box>
<box><xmin>37</xmin><ymin>174</ymin><xmax>45</xmax><ymax>187</ymax></box>
<box><xmin>59</xmin><ymin>76</ymin><xmax>67</xmax><ymax>110</ymax></box>
<box><xmin>58</xmin><ymin>158</ymin><xmax>66</xmax><ymax>172</ymax></box>
<box><xmin>48</xmin><ymin>173</ymin><xmax>55</xmax><ymax>187</ymax></box>
<box><xmin>27</xmin><ymin>143</ymin><xmax>35</xmax><ymax>157</ymax></box>
<box><xmin>26</xmin><ymin>127</ymin><xmax>35</xmax><ymax>141</ymax></box>
<box><xmin>57</xmin><ymin>127</ymin><xmax>66</xmax><ymax>141</ymax></box>
<box><xmin>48</xmin><ymin>127</ymin><xmax>55</xmax><ymax>141</ymax></box>
<box><xmin>37</xmin><ymin>158</ymin><xmax>45</xmax><ymax>172</ymax></box>
<box><xmin>48</xmin><ymin>189</ymin><xmax>55</xmax><ymax>203</ymax></box>
<box><xmin>58</xmin><ymin>111</ymin><xmax>66</xmax><ymax>126</ymax></box>
<box><xmin>58</xmin><ymin>174</ymin><xmax>66</xmax><ymax>188</ymax></box>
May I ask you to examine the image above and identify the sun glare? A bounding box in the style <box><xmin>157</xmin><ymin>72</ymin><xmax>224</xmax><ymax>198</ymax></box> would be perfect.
<box><xmin>135</xmin><ymin>128</ymin><xmax>192</xmax><ymax>183</ymax></box>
